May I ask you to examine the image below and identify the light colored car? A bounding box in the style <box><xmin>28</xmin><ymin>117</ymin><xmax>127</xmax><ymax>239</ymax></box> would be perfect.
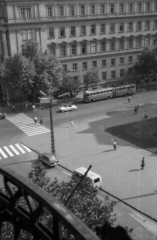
<box><xmin>59</xmin><ymin>105</ymin><xmax>77</xmax><ymax>112</ymax></box>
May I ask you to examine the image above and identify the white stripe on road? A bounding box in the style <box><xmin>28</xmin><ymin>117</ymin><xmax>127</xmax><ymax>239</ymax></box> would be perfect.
<box><xmin>15</xmin><ymin>144</ymin><xmax>26</xmax><ymax>154</ymax></box>
<box><xmin>21</xmin><ymin>144</ymin><xmax>32</xmax><ymax>152</ymax></box>
<box><xmin>0</xmin><ymin>148</ymin><xmax>8</xmax><ymax>158</ymax></box>
<box><xmin>7</xmin><ymin>113</ymin><xmax>50</xmax><ymax>136</ymax></box>
<box><xmin>9</xmin><ymin>145</ymin><xmax>20</xmax><ymax>155</ymax></box>
<box><xmin>3</xmin><ymin>146</ymin><xmax>14</xmax><ymax>157</ymax></box>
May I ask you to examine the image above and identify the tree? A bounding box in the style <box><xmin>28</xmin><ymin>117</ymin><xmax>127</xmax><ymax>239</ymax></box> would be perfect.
<box><xmin>0</xmin><ymin>53</ymin><xmax>36</xmax><ymax>104</ymax></box>
<box><xmin>132</xmin><ymin>48</ymin><xmax>157</xmax><ymax>82</ymax></box>
<box><xmin>21</xmin><ymin>41</ymin><xmax>40</xmax><ymax>61</ymax></box>
<box><xmin>21</xmin><ymin>42</ymin><xmax>64</xmax><ymax>101</ymax></box>
<box><xmin>84</xmin><ymin>69</ymin><xmax>100</xmax><ymax>89</ymax></box>
<box><xmin>60</xmin><ymin>74</ymin><xmax>81</xmax><ymax>97</ymax></box>
<box><xmin>28</xmin><ymin>164</ymin><xmax>116</xmax><ymax>234</ymax></box>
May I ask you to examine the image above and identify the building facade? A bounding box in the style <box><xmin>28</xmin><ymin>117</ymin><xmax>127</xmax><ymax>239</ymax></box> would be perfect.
<box><xmin>0</xmin><ymin>0</ymin><xmax>157</xmax><ymax>86</ymax></box>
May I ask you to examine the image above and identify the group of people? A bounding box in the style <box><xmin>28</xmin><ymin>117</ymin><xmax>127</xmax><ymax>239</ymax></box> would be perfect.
<box><xmin>34</xmin><ymin>117</ymin><xmax>43</xmax><ymax>125</ymax></box>
<box><xmin>133</xmin><ymin>102</ymin><xmax>148</xmax><ymax>119</ymax></box>
<box><xmin>11</xmin><ymin>103</ymin><xmax>37</xmax><ymax>113</ymax></box>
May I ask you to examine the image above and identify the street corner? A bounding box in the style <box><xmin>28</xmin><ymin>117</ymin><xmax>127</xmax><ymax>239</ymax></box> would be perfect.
<box><xmin>21</xmin><ymin>132</ymin><xmax>51</xmax><ymax>153</ymax></box>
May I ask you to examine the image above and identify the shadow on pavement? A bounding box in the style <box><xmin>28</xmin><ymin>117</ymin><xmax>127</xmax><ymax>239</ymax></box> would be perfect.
<box><xmin>128</xmin><ymin>168</ymin><xmax>141</xmax><ymax>172</ymax></box>
<box><xmin>120</xmin><ymin>192</ymin><xmax>157</xmax><ymax>202</ymax></box>
<box><xmin>102</xmin><ymin>149</ymin><xmax>113</xmax><ymax>153</ymax></box>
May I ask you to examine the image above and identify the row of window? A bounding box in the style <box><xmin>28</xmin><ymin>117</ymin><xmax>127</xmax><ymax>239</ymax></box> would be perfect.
<box><xmin>90</xmin><ymin>69</ymin><xmax>132</xmax><ymax>81</ymax></box>
<box><xmin>62</xmin><ymin>56</ymin><xmax>137</xmax><ymax>72</ymax></box>
<box><xmin>48</xmin><ymin>2</ymin><xmax>156</xmax><ymax>17</ymax></box>
<box><xmin>71</xmin><ymin>67</ymin><xmax>132</xmax><ymax>82</ymax></box>
<box><xmin>22</xmin><ymin>29</ymin><xmax>156</xmax><ymax>54</ymax></box>
<box><xmin>48</xmin><ymin>38</ymin><xmax>152</xmax><ymax>57</ymax></box>
<box><xmin>47</xmin><ymin>21</ymin><xmax>157</xmax><ymax>39</ymax></box>
<box><xmin>20</xmin><ymin>2</ymin><xmax>157</xmax><ymax>19</ymax></box>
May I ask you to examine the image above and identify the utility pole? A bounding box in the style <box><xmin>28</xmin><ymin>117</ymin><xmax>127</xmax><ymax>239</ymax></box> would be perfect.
<box><xmin>64</xmin><ymin>165</ymin><xmax>92</xmax><ymax>206</ymax></box>
<box><xmin>40</xmin><ymin>90</ymin><xmax>56</xmax><ymax>160</ymax></box>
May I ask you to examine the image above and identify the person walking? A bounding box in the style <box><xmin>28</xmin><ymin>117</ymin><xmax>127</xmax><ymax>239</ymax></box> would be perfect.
<box><xmin>128</xmin><ymin>96</ymin><xmax>131</xmax><ymax>103</ymax></box>
<box><xmin>112</xmin><ymin>139</ymin><xmax>117</xmax><ymax>150</ymax></box>
<box><xmin>141</xmin><ymin>157</ymin><xmax>145</xmax><ymax>170</ymax></box>
<box><xmin>32</xmin><ymin>104</ymin><xmax>35</xmax><ymax>112</ymax></box>
<box><xmin>12</xmin><ymin>105</ymin><xmax>16</xmax><ymax>113</ymax></box>
<box><xmin>34</xmin><ymin>117</ymin><xmax>37</xmax><ymax>124</ymax></box>
<box><xmin>143</xmin><ymin>111</ymin><xmax>148</xmax><ymax>119</ymax></box>
<box><xmin>134</xmin><ymin>106</ymin><xmax>137</xmax><ymax>114</ymax></box>
<box><xmin>71</xmin><ymin>120</ymin><xmax>73</xmax><ymax>126</ymax></box>
<box><xmin>25</xmin><ymin>102</ymin><xmax>28</xmax><ymax>112</ymax></box>
<box><xmin>137</xmin><ymin>102</ymin><xmax>140</xmax><ymax>112</ymax></box>
<box><xmin>40</xmin><ymin>117</ymin><xmax>43</xmax><ymax>125</ymax></box>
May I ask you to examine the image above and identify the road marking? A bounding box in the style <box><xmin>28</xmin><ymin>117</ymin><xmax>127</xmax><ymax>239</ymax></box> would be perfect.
<box><xmin>3</xmin><ymin>146</ymin><xmax>14</xmax><ymax>157</ymax></box>
<box><xmin>21</xmin><ymin>144</ymin><xmax>32</xmax><ymax>152</ymax></box>
<box><xmin>0</xmin><ymin>144</ymin><xmax>32</xmax><ymax>160</ymax></box>
<box><xmin>9</xmin><ymin>145</ymin><xmax>20</xmax><ymax>155</ymax></box>
<box><xmin>6</xmin><ymin>113</ymin><xmax>50</xmax><ymax>136</ymax></box>
<box><xmin>15</xmin><ymin>144</ymin><xmax>26</xmax><ymax>154</ymax></box>
<box><xmin>0</xmin><ymin>148</ymin><xmax>8</xmax><ymax>158</ymax></box>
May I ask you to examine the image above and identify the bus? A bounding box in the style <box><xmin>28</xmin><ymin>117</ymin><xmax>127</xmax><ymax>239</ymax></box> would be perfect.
<box><xmin>83</xmin><ymin>83</ymin><xmax>136</xmax><ymax>103</ymax></box>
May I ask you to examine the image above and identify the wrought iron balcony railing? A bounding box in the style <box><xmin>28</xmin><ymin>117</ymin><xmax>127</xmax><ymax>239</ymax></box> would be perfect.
<box><xmin>0</xmin><ymin>165</ymin><xmax>100</xmax><ymax>240</ymax></box>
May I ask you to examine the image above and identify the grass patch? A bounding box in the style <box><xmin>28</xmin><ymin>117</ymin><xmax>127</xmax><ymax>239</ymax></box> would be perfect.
<box><xmin>106</xmin><ymin>117</ymin><xmax>157</xmax><ymax>153</ymax></box>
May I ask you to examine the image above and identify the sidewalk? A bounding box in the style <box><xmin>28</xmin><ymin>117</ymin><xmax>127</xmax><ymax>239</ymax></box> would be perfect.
<box><xmin>22</xmin><ymin>112</ymin><xmax>157</xmax><ymax>240</ymax></box>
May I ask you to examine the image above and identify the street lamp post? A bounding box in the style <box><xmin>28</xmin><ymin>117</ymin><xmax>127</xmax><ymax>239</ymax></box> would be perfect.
<box><xmin>49</xmin><ymin>97</ymin><xmax>56</xmax><ymax>157</ymax></box>
<box><xmin>40</xmin><ymin>91</ymin><xmax>56</xmax><ymax>160</ymax></box>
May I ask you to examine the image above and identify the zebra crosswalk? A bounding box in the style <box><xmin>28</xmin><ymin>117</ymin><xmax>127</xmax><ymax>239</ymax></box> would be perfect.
<box><xmin>0</xmin><ymin>143</ymin><xmax>32</xmax><ymax>160</ymax></box>
<box><xmin>7</xmin><ymin>113</ymin><xmax>50</xmax><ymax>136</ymax></box>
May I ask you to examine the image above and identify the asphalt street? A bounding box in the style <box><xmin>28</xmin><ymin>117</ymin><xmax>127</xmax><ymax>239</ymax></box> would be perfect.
<box><xmin>1</xmin><ymin>90</ymin><xmax>157</xmax><ymax>239</ymax></box>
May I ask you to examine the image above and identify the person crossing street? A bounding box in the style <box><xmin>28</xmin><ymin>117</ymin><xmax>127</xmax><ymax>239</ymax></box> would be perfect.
<box><xmin>40</xmin><ymin>117</ymin><xmax>43</xmax><ymax>125</ymax></box>
<box><xmin>141</xmin><ymin>157</ymin><xmax>145</xmax><ymax>170</ymax></box>
<box><xmin>34</xmin><ymin>117</ymin><xmax>37</xmax><ymax>124</ymax></box>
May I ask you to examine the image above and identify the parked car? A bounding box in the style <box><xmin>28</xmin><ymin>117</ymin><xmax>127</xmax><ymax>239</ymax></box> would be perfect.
<box><xmin>38</xmin><ymin>153</ymin><xmax>59</xmax><ymax>167</ymax></box>
<box><xmin>59</xmin><ymin>105</ymin><xmax>77</xmax><ymax>112</ymax></box>
<box><xmin>0</xmin><ymin>113</ymin><xmax>6</xmax><ymax>120</ymax></box>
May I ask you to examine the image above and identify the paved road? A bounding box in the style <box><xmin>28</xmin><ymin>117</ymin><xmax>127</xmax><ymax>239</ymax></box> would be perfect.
<box><xmin>1</xmin><ymin>90</ymin><xmax>157</xmax><ymax>239</ymax></box>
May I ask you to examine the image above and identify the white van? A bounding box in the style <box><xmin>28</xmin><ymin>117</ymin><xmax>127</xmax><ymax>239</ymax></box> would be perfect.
<box><xmin>73</xmin><ymin>167</ymin><xmax>103</xmax><ymax>189</ymax></box>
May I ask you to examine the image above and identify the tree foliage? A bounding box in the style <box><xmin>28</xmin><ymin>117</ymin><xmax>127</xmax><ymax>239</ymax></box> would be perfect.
<box><xmin>132</xmin><ymin>48</ymin><xmax>157</xmax><ymax>80</ymax></box>
<box><xmin>60</xmin><ymin>74</ymin><xmax>81</xmax><ymax>97</ymax></box>
<box><xmin>0</xmin><ymin>42</ymin><xmax>64</xmax><ymax>103</ymax></box>
<box><xmin>21</xmin><ymin>42</ymin><xmax>64</xmax><ymax>100</ymax></box>
<box><xmin>28</xmin><ymin>164</ymin><xmax>115</xmax><ymax>233</ymax></box>
<box><xmin>83</xmin><ymin>69</ymin><xmax>100</xmax><ymax>88</ymax></box>
<box><xmin>21</xmin><ymin>41</ymin><xmax>40</xmax><ymax>61</ymax></box>
<box><xmin>0</xmin><ymin>53</ymin><xmax>36</xmax><ymax>102</ymax></box>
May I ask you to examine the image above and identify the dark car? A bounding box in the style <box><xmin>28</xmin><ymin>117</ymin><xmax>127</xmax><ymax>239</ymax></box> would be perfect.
<box><xmin>0</xmin><ymin>113</ymin><xmax>6</xmax><ymax>120</ymax></box>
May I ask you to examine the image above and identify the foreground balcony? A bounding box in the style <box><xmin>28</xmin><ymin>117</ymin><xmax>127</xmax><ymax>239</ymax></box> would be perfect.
<box><xmin>0</xmin><ymin>165</ymin><xmax>99</xmax><ymax>240</ymax></box>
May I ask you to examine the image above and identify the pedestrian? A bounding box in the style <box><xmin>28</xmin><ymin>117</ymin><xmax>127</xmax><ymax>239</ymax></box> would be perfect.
<box><xmin>128</xmin><ymin>96</ymin><xmax>131</xmax><ymax>103</ymax></box>
<box><xmin>137</xmin><ymin>102</ymin><xmax>140</xmax><ymax>111</ymax></box>
<box><xmin>71</xmin><ymin>120</ymin><xmax>73</xmax><ymax>126</ymax></box>
<box><xmin>40</xmin><ymin>117</ymin><xmax>43</xmax><ymax>125</ymax></box>
<box><xmin>134</xmin><ymin>106</ymin><xmax>137</xmax><ymax>114</ymax></box>
<box><xmin>143</xmin><ymin>111</ymin><xmax>148</xmax><ymax>119</ymax></box>
<box><xmin>34</xmin><ymin>117</ymin><xmax>37</xmax><ymax>124</ymax></box>
<box><xmin>32</xmin><ymin>105</ymin><xmax>35</xmax><ymax>112</ymax></box>
<box><xmin>25</xmin><ymin>102</ymin><xmax>28</xmax><ymax>112</ymax></box>
<box><xmin>112</xmin><ymin>139</ymin><xmax>117</xmax><ymax>150</ymax></box>
<box><xmin>141</xmin><ymin>157</ymin><xmax>145</xmax><ymax>170</ymax></box>
<box><xmin>12</xmin><ymin>105</ymin><xmax>16</xmax><ymax>113</ymax></box>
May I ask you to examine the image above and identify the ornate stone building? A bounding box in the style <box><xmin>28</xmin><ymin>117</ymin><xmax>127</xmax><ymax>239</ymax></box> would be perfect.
<box><xmin>0</xmin><ymin>0</ymin><xmax>157</xmax><ymax>91</ymax></box>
